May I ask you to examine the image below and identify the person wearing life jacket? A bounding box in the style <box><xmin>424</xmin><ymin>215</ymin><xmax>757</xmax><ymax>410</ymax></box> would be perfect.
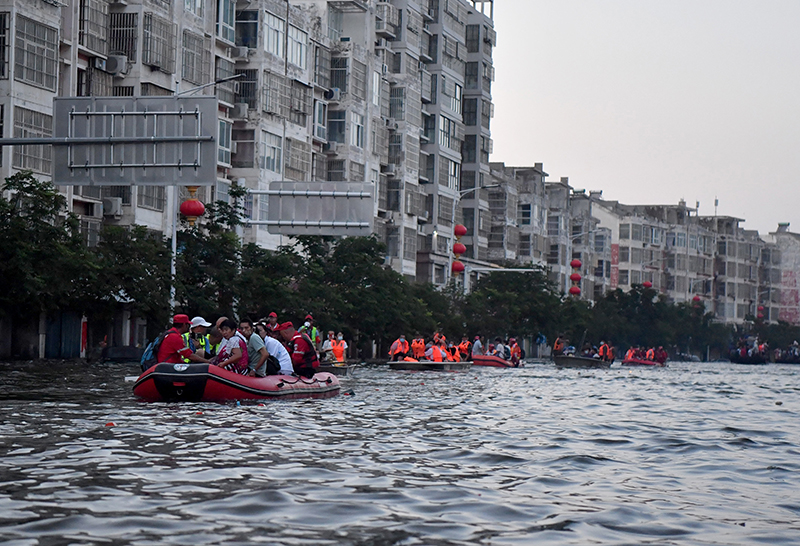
<box><xmin>458</xmin><ymin>336</ymin><xmax>471</xmax><ymax>361</ymax></box>
<box><xmin>553</xmin><ymin>335</ymin><xmax>566</xmax><ymax>356</ymax></box>
<box><xmin>157</xmin><ymin>314</ymin><xmax>210</xmax><ymax>365</ymax></box>
<box><xmin>646</xmin><ymin>347</ymin><xmax>656</xmax><ymax>360</ymax></box>
<box><xmin>411</xmin><ymin>336</ymin><xmax>426</xmax><ymax>359</ymax></box>
<box><xmin>625</xmin><ymin>347</ymin><xmax>636</xmax><ymax>361</ymax></box>
<box><xmin>276</xmin><ymin>321</ymin><xmax>319</xmax><ymax>378</ymax></box>
<box><xmin>182</xmin><ymin>316</ymin><xmax>212</xmax><ymax>362</ymax></box>
<box><xmin>598</xmin><ymin>341</ymin><xmax>611</xmax><ymax>362</ymax></box>
<box><xmin>389</xmin><ymin>335</ymin><xmax>410</xmax><ymax>360</ymax></box>
<box><xmin>425</xmin><ymin>342</ymin><xmax>447</xmax><ymax>362</ymax></box>
<box><xmin>433</xmin><ymin>331</ymin><xmax>446</xmax><ymax>347</ymax></box>
<box><xmin>330</xmin><ymin>332</ymin><xmax>347</xmax><ymax>364</ymax></box>
<box><xmin>509</xmin><ymin>338</ymin><xmax>522</xmax><ymax>365</ymax></box>
<box><xmin>298</xmin><ymin>314</ymin><xmax>322</xmax><ymax>351</ymax></box>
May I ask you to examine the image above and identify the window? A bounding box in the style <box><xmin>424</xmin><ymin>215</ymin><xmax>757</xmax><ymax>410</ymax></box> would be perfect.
<box><xmin>465</xmin><ymin>62</ymin><xmax>478</xmax><ymax>89</ymax></box>
<box><xmin>351</xmin><ymin>59</ymin><xmax>367</xmax><ymax>101</ymax></box>
<box><xmin>185</xmin><ymin>0</ymin><xmax>203</xmax><ymax>17</ymax></box>
<box><xmin>137</xmin><ymin>186</ymin><xmax>166</xmax><ymax>211</ymax></box>
<box><xmin>328</xmin><ymin>6</ymin><xmax>343</xmax><ymax>42</ymax></box>
<box><xmin>231</xmin><ymin>129</ymin><xmax>255</xmax><ymax>168</ymax></box>
<box><xmin>284</xmin><ymin>138</ymin><xmax>311</xmax><ymax>181</ymax></box>
<box><xmin>182</xmin><ymin>30</ymin><xmax>209</xmax><ymax>85</ymax></box>
<box><xmin>438</xmin><ymin>157</ymin><xmax>459</xmax><ymax>189</ymax></box>
<box><xmin>215</xmin><ymin>57</ymin><xmax>236</xmax><ymax>105</ymax></box>
<box><xmin>547</xmin><ymin>215</ymin><xmax>560</xmax><ymax>236</ymax></box>
<box><xmin>79</xmin><ymin>0</ymin><xmax>109</xmax><ymax>55</ymax></box>
<box><xmin>143</xmin><ymin>12</ymin><xmax>177</xmax><ymax>73</ymax></box>
<box><xmin>264</xmin><ymin>11</ymin><xmax>285</xmax><ymax>58</ymax></box>
<box><xmin>676</xmin><ymin>232</ymin><xmax>686</xmax><ymax>247</ymax></box>
<box><xmin>314</xmin><ymin>45</ymin><xmax>330</xmax><ymax>88</ymax></box>
<box><xmin>331</xmin><ymin>57</ymin><xmax>348</xmax><ymax>92</ymax></box>
<box><xmin>236</xmin><ymin>10</ymin><xmax>258</xmax><ymax>48</ymax></box>
<box><xmin>389</xmin><ymin>86</ymin><xmax>405</xmax><ymax>120</ymax></box>
<box><xmin>0</xmin><ymin>13</ymin><xmax>8</xmax><ymax>79</ymax></box>
<box><xmin>109</xmin><ymin>13</ymin><xmax>137</xmax><ymax>59</ymax></box>
<box><xmin>631</xmin><ymin>224</ymin><xmax>643</xmax><ymax>241</ymax></box>
<box><xmin>619</xmin><ymin>223</ymin><xmax>630</xmax><ymax>239</ymax></box>
<box><xmin>327</xmin><ymin>159</ymin><xmax>345</xmax><ymax>181</ymax></box>
<box><xmin>313</xmin><ymin>100</ymin><xmax>327</xmax><ymax>140</ymax></box>
<box><xmin>218</xmin><ymin>119</ymin><xmax>232</xmax><ymax>165</ymax></box>
<box><xmin>235</xmin><ymin>69</ymin><xmax>258</xmax><ymax>108</ymax></box>
<box><xmin>14</xmin><ymin>16</ymin><xmax>58</xmax><ymax>91</ymax></box>
<box><xmin>619</xmin><ymin>270</ymin><xmax>629</xmax><ymax>285</ymax></box>
<box><xmin>518</xmin><ymin>203</ymin><xmax>531</xmax><ymax>225</ymax></box>
<box><xmin>372</xmin><ymin>71</ymin><xmax>381</xmax><ymax>107</ymax></box>
<box><xmin>438</xmin><ymin>115</ymin><xmax>457</xmax><ymax>149</ymax></box>
<box><xmin>13</xmin><ymin>107</ymin><xmax>51</xmax><ymax>174</ymax></box>
<box><xmin>287</xmin><ymin>25</ymin><xmax>307</xmax><ymax>68</ymax></box>
<box><xmin>466</xmin><ymin>24</ymin><xmax>480</xmax><ymax>52</ymax></box>
<box><xmin>462</xmin><ymin>134</ymin><xmax>476</xmax><ymax>163</ymax></box>
<box><xmin>350</xmin><ymin>112</ymin><xmax>365</xmax><ymax>148</ymax></box>
<box><xmin>327</xmin><ymin>110</ymin><xmax>345</xmax><ymax>143</ymax></box>
<box><xmin>619</xmin><ymin>246</ymin><xmax>630</xmax><ymax>262</ymax></box>
<box><xmin>349</xmin><ymin>161</ymin><xmax>365</xmax><ymax>182</ymax></box>
<box><xmin>288</xmin><ymin>80</ymin><xmax>311</xmax><ymax>126</ymax></box>
<box><xmin>217</xmin><ymin>0</ymin><xmax>235</xmax><ymax>43</ymax></box>
<box><xmin>463</xmin><ymin>98</ymin><xmax>477</xmax><ymax>126</ymax></box>
<box><xmin>259</xmin><ymin>131</ymin><xmax>281</xmax><ymax>172</ymax></box>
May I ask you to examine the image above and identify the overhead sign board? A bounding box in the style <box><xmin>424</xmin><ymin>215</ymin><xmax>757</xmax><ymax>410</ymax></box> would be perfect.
<box><xmin>250</xmin><ymin>181</ymin><xmax>374</xmax><ymax>237</ymax></box>
<box><xmin>53</xmin><ymin>96</ymin><xmax>218</xmax><ymax>186</ymax></box>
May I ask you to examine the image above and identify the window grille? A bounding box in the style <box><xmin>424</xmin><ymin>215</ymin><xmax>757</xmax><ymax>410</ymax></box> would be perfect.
<box><xmin>232</xmin><ymin>129</ymin><xmax>256</xmax><ymax>168</ymax></box>
<box><xmin>79</xmin><ymin>0</ymin><xmax>109</xmax><ymax>55</ymax></box>
<box><xmin>102</xmin><ymin>186</ymin><xmax>132</xmax><ymax>205</ymax></box>
<box><xmin>78</xmin><ymin>66</ymin><xmax>112</xmax><ymax>97</ymax></box>
<box><xmin>113</xmin><ymin>85</ymin><xmax>134</xmax><ymax>96</ymax></box>
<box><xmin>284</xmin><ymin>138</ymin><xmax>310</xmax><ymax>181</ymax></box>
<box><xmin>235</xmin><ymin>69</ymin><xmax>258</xmax><ymax>108</ymax></box>
<box><xmin>0</xmin><ymin>13</ymin><xmax>8</xmax><ymax>79</ymax></box>
<box><xmin>349</xmin><ymin>161</ymin><xmax>365</xmax><ymax>182</ymax></box>
<box><xmin>109</xmin><ymin>13</ymin><xmax>137</xmax><ymax>58</ymax></box>
<box><xmin>262</xmin><ymin>71</ymin><xmax>287</xmax><ymax>115</ymax></box>
<box><xmin>143</xmin><ymin>12</ymin><xmax>176</xmax><ymax>73</ymax></box>
<box><xmin>312</xmin><ymin>152</ymin><xmax>327</xmax><ymax>182</ymax></box>
<box><xmin>327</xmin><ymin>110</ymin><xmax>345</xmax><ymax>143</ymax></box>
<box><xmin>14</xmin><ymin>16</ymin><xmax>58</xmax><ymax>91</ymax></box>
<box><xmin>215</xmin><ymin>57</ymin><xmax>236</xmax><ymax>105</ymax></box>
<box><xmin>140</xmin><ymin>82</ymin><xmax>172</xmax><ymax>96</ymax></box>
<box><xmin>331</xmin><ymin>57</ymin><xmax>348</xmax><ymax>93</ymax></box>
<box><xmin>404</xmin><ymin>227</ymin><xmax>417</xmax><ymax>260</ymax></box>
<box><xmin>287</xmin><ymin>80</ymin><xmax>311</xmax><ymax>126</ymax></box>
<box><xmin>314</xmin><ymin>45</ymin><xmax>330</xmax><ymax>89</ymax></box>
<box><xmin>182</xmin><ymin>31</ymin><xmax>209</xmax><ymax>86</ymax></box>
<box><xmin>327</xmin><ymin>159</ymin><xmax>345</xmax><ymax>181</ymax></box>
<box><xmin>137</xmin><ymin>186</ymin><xmax>166</xmax><ymax>211</ymax></box>
<box><xmin>465</xmin><ymin>62</ymin><xmax>478</xmax><ymax>89</ymax></box>
<box><xmin>352</xmin><ymin>59</ymin><xmax>367</xmax><ymax>100</ymax></box>
<box><xmin>389</xmin><ymin>86</ymin><xmax>405</xmax><ymax>120</ymax></box>
<box><xmin>388</xmin><ymin>133</ymin><xmax>403</xmax><ymax>165</ymax></box>
<box><xmin>466</xmin><ymin>24</ymin><xmax>479</xmax><ymax>52</ymax></box>
<box><xmin>13</xmin><ymin>107</ymin><xmax>51</xmax><ymax>174</ymax></box>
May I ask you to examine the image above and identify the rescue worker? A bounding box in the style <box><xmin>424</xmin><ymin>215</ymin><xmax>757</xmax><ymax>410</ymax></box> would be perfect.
<box><xmin>182</xmin><ymin>316</ymin><xmax>212</xmax><ymax>362</ymax></box>
<box><xmin>276</xmin><ymin>322</ymin><xmax>319</xmax><ymax>378</ymax></box>
<box><xmin>157</xmin><ymin>314</ymin><xmax>210</xmax><ymax>365</ymax></box>
<box><xmin>265</xmin><ymin>312</ymin><xmax>279</xmax><ymax>338</ymax></box>
<box><xmin>553</xmin><ymin>335</ymin><xmax>566</xmax><ymax>356</ymax></box>
<box><xmin>509</xmin><ymin>338</ymin><xmax>522</xmax><ymax>365</ymax></box>
<box><xmin>330</xmin><ymin>332</ymin><xmax>347</xmax><ymax>364</ymax></box>
<box><xmin>425</xmin><ymin>341</ymin><xmax>448</xmax><ymax>362</ymax></box>
<box><xmin>646</xmin><ymin>347</ymin><xmax>656</xmax><ymax>360</ymax></box>
<box><xmin>411</xmin><ymin>336</ymin><xmax>426</xmax><ymax>360</ymax></box>
<box><xmin>389</xmin><ymin>334</ymin><xmax>410</xmax><ymax>360</ymax></box>
<box><xmin>298</xmin><ymin>314</ymin><xmax>322</xmax><ymax>351</ymax></box>
<box><xmin>598</xmin><ymin>341</ymin><xmax>612</xmax><ymax>362</ymax></box>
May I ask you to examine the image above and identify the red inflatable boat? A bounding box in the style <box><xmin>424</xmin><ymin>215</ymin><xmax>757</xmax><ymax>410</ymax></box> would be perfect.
<box><xmin>133</xmin><ymin>363</ymin><xmax>340</xmax><ymax>402</ymax></box>
<box><xmin>621</xmin><ymin>358</ymin><xmax>667</xmax><ymax>367</ymax></box>
<box><xmin>472</xmin><ymin>354</ymin><xmax>519</xmax><ymax>368</ymax></box>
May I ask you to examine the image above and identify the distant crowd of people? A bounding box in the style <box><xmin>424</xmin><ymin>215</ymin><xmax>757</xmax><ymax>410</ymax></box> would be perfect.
<box><xmin>153</xmin><ymin>312</ymin><xmax>342</xmax><ymax>379</ymax></box>
<box><xmin>388</xmin><ymin>333</ymin><xmax>523</xmax><ymax>365</ymax></box>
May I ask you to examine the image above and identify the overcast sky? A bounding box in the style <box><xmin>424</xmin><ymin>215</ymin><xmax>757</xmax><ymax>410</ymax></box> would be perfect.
<box><xmin>490</xmin><ymin>0</ymin><xmax>800</xmax><ymax>235</ymax></box>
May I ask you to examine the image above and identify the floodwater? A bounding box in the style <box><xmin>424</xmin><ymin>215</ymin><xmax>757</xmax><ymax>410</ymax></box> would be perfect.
<box><xmin>1</xmin><ymin>360</ymin><xmax>799</xmax><ymax>545</ymax></box>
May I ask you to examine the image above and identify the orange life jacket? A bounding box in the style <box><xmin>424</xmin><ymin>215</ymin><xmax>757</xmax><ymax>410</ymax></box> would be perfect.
<box><xmin>646</xmin><ymin>348</ymin><xmax>655</xmax><ymax>360</ymax></box>
<box><xmin>430</xmin><ymin>346</ymin><xmax>445</xmax><ymax>362</ymax></box>
<box><xmin>458</xmin><ymin>341</ymin><xmax>471</xmax><ymax>357</ymax></box>
<box><xmin>331</xmin><ymin>339</ymin><xmax>346</xmax><ymax>362</ymax></box>
<box><xmin>411</xmin><ymin>339</ymin><xmax>426</xmax><ymax>358</ymax></box>
<box><xmin>390</xmin><ymin>338</ymin><xmax>409</xmax><ymax>358</ymax></box>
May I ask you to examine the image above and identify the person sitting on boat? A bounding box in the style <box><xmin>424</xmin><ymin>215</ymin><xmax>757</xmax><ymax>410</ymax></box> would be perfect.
<box><xmin>598</xmin><ymin>341</ymin><xmax>612</xmax><ymax>362</ymax></box>
<box><xmin>433</xmin><ymin>331</ymin><xmax>446</xmax><ymax>346</ymax></box>
<box><xmin>425</xmin><ymin>341</ymin><xmax>448</xmax><ymax>362</ymax></box>
<box><xmin>645</xmin><ymin>347</ymin><xmax>656</xmax><ymax>361</ymax></box>
<box><xmin>580</xmin><ymin>343</ymin><xmax>593</xmax><ymax>357</ymax></box>
<box><xmin>321</xmin><ymin>331</ymin><xmax>336</xmax><ymax>362</ymax></box>
<box><xmin>447</xmin><ymin>343</ymin><xmax>461</xmax><ymax>362</ymax></box>
<box><xmin>213</xmin><ymin>319</ymin><xmax>248</xmax><ymax>375</ymax></box>
<box><xmin>330</xmin><ymin>332</ymin><xmax>347</xmax><ymax>365</ymax></box>
<box><xmin>298</xmin><ymin>314</ymin><xmax>322</xmax><ymax>352</ymax></box>
<box><xmin>509</xmin><ymin>338</ymin><xmax>521</xmax><ymax>365</ymax></box>
<box><xmin>553</xmin><ymin>335</ymin><xmax>566</xmax><ymax>356</ymax></box>
<box><xmin>389</xmin><ymin>335</ymin><xmax>410</xmax><ymax>360</ymax></box>
<box><xmin>157</xmin><ymin>314</ymin><xmax>211</xmax><ymax>365</ymax></box>
<box><xmin>458</xmin><ymin>336</ymin><xmax>471</xmax><ymax>361</ymax></box>
<box><xmin>264</xmin><ymin>312</ymin><xmax>280</xmax><ymax>338</ymax></box>
<box><xmin>240</xmin><ymin>318</ymin><xmax>269</xmax><ymax>377</ymax></box>
<box><xmin>625</xmin><ymin>347</ymin><xmax>636</xmax><ymax>361</ymax></box>
<box><xmin>182</xmin><ymin>316</ymin><xmax>212</xmax><ymax>361</ymax></box>
<box><xmin>655</xmin><ymin>346</ymin><xmax>668</xmax><ymax>364</ymax></box>
<box><xmin>411</xmin><ymin>336</ymin><xmax>426</xmax><ymax>360</ymax></box>
<box><xmin>472</xmin><ymin>336</ymin><xmax>484</xmax><ymax>357</ymax></box>
<box><xmin>206</xmin><ymin>327</ymin><xmax>222</xmax><ymax>359</ymax></box>
<box><xmin>261</xmin><ymin>330</ymin><xmax>294</xmax><ymax>375</ymax></box>
<box><xmin>493</xmin><ymin>338</ymin><xmax>506</xmax><ymax>359</ymax></box>
<box><xmin>276</xmin><ymin>322</ymin><xmax>319</xmax><ymax>378</ymax></box>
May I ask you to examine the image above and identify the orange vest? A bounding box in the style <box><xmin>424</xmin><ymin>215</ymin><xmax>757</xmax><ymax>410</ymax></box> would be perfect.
<box><xmin>599</xmin><ymin>344</ymin><xmax>610</xmax><ymax>358</ymax></box>
<box><xmin>411</xmin><ymin>339</ymin><xmax>426</xmax><ymax>358</ymax></box>
<box><xmin>458</xmin><ymin>341</ymin><xmax>470</xmax><ymax>356</ymax></box>
<box><xmin>646</xmin><ymin>348</ymin><xmax>655</xmax><ymax>360</ymax></box>
<box><xmin>331</xmin><ymin>339</ymin><xmax>346</xmax><ymax>362</ymax></box>
<box><xmin>554</xmin><ymin>338</ymin><xmax>564</xmax><ymax>352</ymax></box>
<box><xmin>430</xmin><ymin>346</ymin><xmax>445</xmax><ymax>362</ymax></box>
<box><xmin>390</xmin><ymin>338</ymin><xmax>409</xmax><ymax>357</ymax></box>
<box><xmin>511</xmin><ymin>343</ymin><xmax>521</xmax><ymax>358</ymax></box>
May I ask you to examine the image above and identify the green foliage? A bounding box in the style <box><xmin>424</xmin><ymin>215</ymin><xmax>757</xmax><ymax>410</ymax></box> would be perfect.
<box><xmin>0</xmin><ymin>172</ymin><xmax>94</xmax><ymax>317</ymax></box>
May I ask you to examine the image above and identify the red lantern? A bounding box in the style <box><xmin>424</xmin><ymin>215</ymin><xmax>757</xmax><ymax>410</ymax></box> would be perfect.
<box><xmin>452</xmin><ymin>242</ymin><xmax>467</xmax><ymax>256</ymax></box>
<box><xmin>454</xmin><ymin>224</ymin><xmax>468</xmax><ymax>238</ymax></box>
<box><xmin>451</xmin><ymin>260</ymin><xmax>465</xmax><ymax>274</ymax></box>
<box><xmin>692</xmin><ymin>295</ymin><xmax>701</xmax><ymax>302</ymax></box>
<box><xmin>757</xmin><ymin>305</ymin><xmax>764</xmax><ymax>312</ymax></box>
<box><xmin>643</xmin><ymin>281</ymin><xmax>653</xmax><ymax>289</ymax></box>
<box><xmin>179</xmin><ymin>186</ymin><xmax>205</xmax><ymax>226</ymax></box>
<box><xmin>570</xmin><ymin>259</ymin><xmax>582</xmax><ymax>269</ymax></box>
<box><xmin>570</xmin><ymin>272</ymin><xmax>582</xmax><ymax>282</ymax></box>
<box><xmin>569</xmin><ymin>286</ymin><xmax>581</xmax><ymax>296</ymax></box>
<box><xmin>757</xmin><ymin>313</ymin><xmax>764</xmax><ymax>319</ymax></box>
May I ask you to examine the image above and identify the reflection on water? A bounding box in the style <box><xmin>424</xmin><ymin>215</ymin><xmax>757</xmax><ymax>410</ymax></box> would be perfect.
<box><xmin>1</xmin><ymin>361</ymin><xmax>799</xmax><ymax>545</ymax></box>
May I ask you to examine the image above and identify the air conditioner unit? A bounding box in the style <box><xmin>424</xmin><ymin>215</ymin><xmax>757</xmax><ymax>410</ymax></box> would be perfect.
<box><xmin>231</xmin><ymin>103</ymin><xmax>248</xmax><ymax>119</ymax></box>
<box><xmin>385</xmin><ymin>118</ymin><xmax>399</xmax><ymax>130</ymax></box>
<box><xmin>93</xmin><ymin>57</ymin><xmax>107</xmax><ymax>71</ymax></box>
<box><xmin>230</xmin><ymin>141</ymin><xmax>238</xmax><ymax>155</ymax></box>
<box><xmin>102</xmin><ymin>197</ymin><xmax>123</xmax><ymax>217</ymax></box>
<box><xmin>323</xmin><ymin>87</ymin><xmax>341</xmax><ymax>102</ymax></box>
<box><xmin>323</xmin><ymin>141</ymin><xmax>339</xmax><ymax>154</ymax></box>
<box><xmin>229</xmin><ymin>46</ymin><xmax>249</xmax><ymax>60</ymax></box>
<box><xmin>105</xmin><ymin>55</ymin><xmax>129</xmax><ymax>77</ymax></box>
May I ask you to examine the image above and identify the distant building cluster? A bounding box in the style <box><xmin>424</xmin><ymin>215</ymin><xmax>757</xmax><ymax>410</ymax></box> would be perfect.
<box><xmin>2</xmin><ymin>0</ymin><xmax>798</xmax><ymax>328</ymax></box>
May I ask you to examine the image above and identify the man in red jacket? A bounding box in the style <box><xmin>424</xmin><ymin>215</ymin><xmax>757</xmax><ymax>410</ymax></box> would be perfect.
<box><xmin>157</xmin><ymin>314</ymin><xmax>210</xmax><ymax>364</ymax></box>
<box><xmin>276</xmin><ymin>322</ymin><xmax>319</xmax><ymax>378</ymax></box>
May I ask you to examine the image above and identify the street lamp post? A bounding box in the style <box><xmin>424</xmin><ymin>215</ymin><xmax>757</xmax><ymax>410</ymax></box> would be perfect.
<box><xmin>446</xmin><ymin>183</ymin><xmax>501</xmax><ymax>285</ymax></box>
